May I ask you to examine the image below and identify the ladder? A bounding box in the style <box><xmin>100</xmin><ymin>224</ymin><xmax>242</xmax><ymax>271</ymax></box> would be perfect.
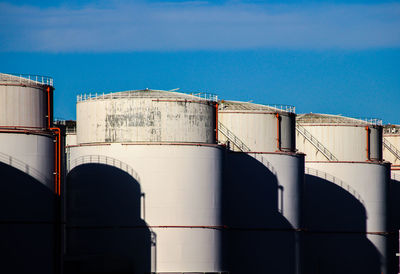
<box><xmin>383</xmin><ymin>138</ymin><xmax>400</xmax><ymax>161</ymax></box>
<box><xmin>296</xmin><ymin>124</ymin><xmax>338</xmax><ymax>161</ymax></box>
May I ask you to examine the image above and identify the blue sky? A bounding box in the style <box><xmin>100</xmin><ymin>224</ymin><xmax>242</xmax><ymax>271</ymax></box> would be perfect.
<box><xmin>0</xmin><ymin>0</ymin><xmax>399</xmax><ymax>123</ymax></box>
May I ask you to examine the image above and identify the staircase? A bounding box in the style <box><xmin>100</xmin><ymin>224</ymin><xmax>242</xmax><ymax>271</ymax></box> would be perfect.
<box><xmin>218</xmin><ymin>121</ymin><xmax>276</xmax><ymax>174</ymax></box>
<box><xmin>218</xmin><ymin>121</ymin><xmax>251</xmax><ymax>152</ymax></box>
<box><xmin>296</xmin><ymin>124</ymin><xmax>338</xmax><ymax>161</ymax></box>
<box><xmin>383</xmin><ymin>138</ymin><xmax>400</xmax><ymax>161</ymax></box>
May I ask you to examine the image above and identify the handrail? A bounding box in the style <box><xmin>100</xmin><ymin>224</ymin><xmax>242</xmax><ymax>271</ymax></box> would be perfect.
<box><xmin>297</xmin><ymin>116</ymin><xmax>382</xmax><ymax>126</ymax></box>
<box><xmin>248</xmin><ymin>152</ymin><xmax>277</xmax><ymax>175</ymax></box>
<box><xmin>384</xmin><ymin>127</ymin><xmax>400</xmax><ymax>135</ymax></box>
<box><xmin>218</xmin><ymin>121</ymin><xmax>251</xmax><ymax>152</ymax></box>
<box><xmin>305</xmin><ymin>167</ymin><xmax>365</xmax><ymax>208</ymax></box>
<box><xmin>296</xmin><ymin>124</ymin><xmax>338</xmax><ymax>161</ymax></box>
<box><xmin>77</xmin><ymin>91</ymin><xmax>218</xmax><ymax>102</ymax></box>
<box><xmin>383</xmin><ymin>138</ymin><xmax>400</xmax><ymax>162</ymax></box>
<box><xmin>68</xmin><ymin>155</ymin><xmax>141</xmax><ymax>183</ymax></box>
<box><xmin>262</xmin><ymin>104</ymin><xmax>296</xmax><ymax>113</ymax></box>
<box><xmin>218</xmin><ymin>121</ymin><xmax>277</xmax><ymax>174</ymax></box>
<box><xmin>0</xmin><ymin>73</ymin><xmax>53</xmax><ymax>86</ymax></box>
<box><xmin>0</xmin><ymin>151</ymin><xmax>52</xmax><ymax>185</ymax></box>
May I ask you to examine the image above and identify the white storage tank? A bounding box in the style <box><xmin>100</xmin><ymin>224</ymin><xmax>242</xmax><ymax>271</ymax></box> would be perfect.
<box><xmin>0</xmin><ymin>73</ymin><xmax>57</xmax><ymax>274</ymax></box>
<box><xmin>217</xmin><ymin>100</ymin><xmax>303</xmax><ymax>274</ymax></box>
<box><xmin>218</xmin><ymin>101</ymin><xmax>296</xmax><ymax>152</ymax></box>
<box><xmin>0</xmin><ymin>73</ymin><xmax>53</xmax><ymax>128</ymax></box>
<box><xmin>296</xmin><ymin>113</ymin><xmax>383</xmax><ymax>162</ymax></box>
<box><xmin>296</xmin><ymin>113</ymin><xmax>391</xmax><ymax>274</ymax></box>
<box><xmin>76</xmin><ymin>90</ymin><xmax>217</xmax><ymax>144</ymax></box>
<box><xmin>66</xmin><ymin>90</ymin><xmax>224</xmax><ymax>274</ymax></box>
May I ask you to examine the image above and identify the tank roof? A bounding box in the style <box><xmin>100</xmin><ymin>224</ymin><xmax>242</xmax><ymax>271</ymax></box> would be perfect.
<box><xmin>219</xmin><ymin>100</ymin><xmax>295</xmax><ymax>113</ymax></box>
<box><xmin>0</xmin><ymin>73</ymin><xmax>53</xmax><ymax>87</ymax></box>
<box><xmin>297</xmin><ymin>113</ymin><xmax>382</xmax><ymax>125</ymax></box>
<box><xmin>77</xmin><ymin>89</ymin><xmax>218</xmax><ymax>102</ymax></box>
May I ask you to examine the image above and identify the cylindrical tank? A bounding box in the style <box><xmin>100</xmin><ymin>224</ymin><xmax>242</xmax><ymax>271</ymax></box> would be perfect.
<box><xmin>0</xmin><ymin>73</ymin><xmax>57</xmax><ymax>274</ymax></box>
<box><xmin>76</xmin><ymin>90</ymin><xmax>216</xmax><ymax>144</ymax></box>
<box><xmin>305</xmin><ymin>161</ymin><xmax>390</xmax><ymax>274</ymax></box>
<box><xmin>66</xmin><ymin>90</ymin><xmax>224</xmax><ymax>273</ymax></box>
<box><xmin>297</xmin><ymin>113</ymin><xmax>390</xmax><ymax>273</ymax></box>
<box><xmin>296</xmin><ymin>113</ymin><xmax>383</xmax><ymax>162</ymax></box>
<box><xmin>217</xmin><ymin>100</ymin><xmax>303</xmax><ymax>274</ymax></box>
<box><xmin>218</xmin><ymin>101</ymin><xmax>296</xmax><ymax>152</ymax></box>
<box><xmin>0</xmin><ymin>73</ymin><xmax>53</xmax><ymax>128</ymax></box>
<box><xmin>0</xmin><ymin>132</ymin><xmax>54</xmax><ymax>187</ymax></box>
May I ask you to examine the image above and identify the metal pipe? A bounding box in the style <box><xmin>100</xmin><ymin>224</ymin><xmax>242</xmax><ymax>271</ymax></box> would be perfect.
<box><xmin>215</xmin><ymin>102</ymin><xmax>218</xmax><ymax>143</ymax></box>
<box><xmin>50</xmin><ymin>127</ymin><xmax>61</xmax><ymax>195</ymax></box>
<box><xmin>276</xmin><ymin>113</ymin><xmax>281</xmax><ymax>151</ymax></box>
<box><xmin>366</xmin><ymin>126</ymin><xmax>370</xmax><ymax>161</ymax></box>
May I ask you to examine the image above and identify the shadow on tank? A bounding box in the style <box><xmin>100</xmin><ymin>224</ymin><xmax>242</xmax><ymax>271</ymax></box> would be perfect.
<box><xmin>303</xmin><ymin>174</ymin><xmax>380</xmax><ymax>274</ymax></box>
<box><xmin>222</xmin><ymin>152</ymin><xmax>296</xmax><ymax>274</ymax></box>
<box><xmin>65</xmin><ymin>163</ymin><xmax>151</xmax><ymax>274</ymax></box>
<box><xmin>389</xmin><ymin>177</ymin><xmax>400</xmax><ymax>274</ymax></box>
<box><xmin>0</xmin><ymin>162</ymin><xmax>56</xmax><ymax>274</ymax></box>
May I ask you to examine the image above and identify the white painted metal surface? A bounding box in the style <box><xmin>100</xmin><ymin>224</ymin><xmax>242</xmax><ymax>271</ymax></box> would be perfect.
<box><xmin>66</xmin><ymin>133</ymin><xmax>77</xmax><ymax>147</ymax></box>
<box><xmin>0</xmin><ymin>73</ymin><xmax>50</xmax><ymax>128</ymax></box>
<box><xmin>297</xmin><ymin>114</ymin><xmax>382</xmax><ymax>161</ymax></box>
<box><xmin>0</xmin><ymin>133</ymin><xmax>54</xmax><ymax>188</ymax></box>
<box><xmin>67</xmin><ymin>144</ymin><xmax>223</xmax><ymax>273</ymax></box>
<box><xmin>383</xmin><ymin>134</ymin><xmax>400</xmax><ymax>165</ymax></box>
<box><xmin>258</xmin><ymin>153</ymin><xmax>304</xmax><ymax>230</ymax></box>
<box><xmin>306</xmin><ymin>161</ymin><xmax>390</xmax><ymax>274</ymax></box>
<box><xmin>77</xmin><ymin>90</ymin><xmax>216</xmax><ymax>144</ymax></box>
<box><xmin>218</xmin><ymin>101</ymin><xmax>296</xmax><ymax>152</ymax></box>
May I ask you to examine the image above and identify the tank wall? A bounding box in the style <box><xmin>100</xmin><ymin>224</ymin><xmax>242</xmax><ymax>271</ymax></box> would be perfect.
<box><xmin>305</xmin><ymin>162</ymin><xmax>390</xmax><ymax>274</ymax></box>
<box><xmin>66</xmin><ymin>133</ymin><xmax>77</xmax><ymax>147</ymax></box>
<box><xmin>0</xmin><ymin>133</ymin><xmax>54</xmax><ymax>189</ymax></box>
<box><xmin>77</xmin><ymin>99</ymin><xmax>216</xmax><ymax>144</ymax></box>
<box><xmin>0</xmin><ymin>132</ymin><xmax>56</xmax><ymax>274</ymax></box>
<box><xmin>67</xmin><ymin>144</ymin><xmax>223</xmax><ymax>272</ymax></box>
<box><xmin>260</xmin><ymin>153</ymin><xmax>304</xmax><ymax>228</ymax></box>
<box><xmin>281</xmin><ymin>114</ymin><xmax>296</xmax><ymax>152</ymax></box>
<box><xmin>297</xmin><ymin>125</ymin><xmax>382</xmax><ymax>161</ymax></box>
<box><xmin>222</xmin><ymin>151</ymin><xmax>303</xmax><ymax>274</ymax></box>
<box><xmin>218</xmin><ymin>111</ymin><xmax>296</xmax><ymax>152</ymax></box>
<box><xmin>370</xmin><ymin>126</ymin><xmax>382</xmax><ymax>161</ymax></box>
<box><xmin>0</xmin><ymin>85</ymin><xmax>47</xmax><ymax>128</ymax></box>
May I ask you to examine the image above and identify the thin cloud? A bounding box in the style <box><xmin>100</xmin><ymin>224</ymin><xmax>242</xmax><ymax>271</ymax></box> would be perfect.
<box><xmin>0</xmin><ymin>1</ymin><xmax>399</xmax><ymax>51</ymax></box>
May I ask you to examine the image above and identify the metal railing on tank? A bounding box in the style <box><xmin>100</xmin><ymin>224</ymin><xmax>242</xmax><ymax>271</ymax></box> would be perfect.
<box><xmin>68</xmin><ymin>155</ymin><xmax>141</xmax><ymax>183</ymax></box>
<box><xmin>0</xmin><ymin>151</ymin><xmax>51</xmax><ymax>185</ymax></box>
<box><xmin>384</xmin><ymin>127</ymin><xmax>400</xmax><ymax>135</ymax></box>
<box><xmin>218</xmin><ymin>121</ymin><xmax>277</xmax><ymax>175</ymax></box>
<box><xmin>305</xmin><ymin>167</ymin><xmax>365</xmax><ymax>207</ymax></box>
<box><xmin>383</xmin><ymin>138</ymin><xmax>400</xmax><ymax>161</ymax></box>
<box><xmin>296</xmin><ymin>124</ymin><xmax>338</xmax><ymax>161</ymax></box>
<box><xmin>298</xmin><ymin>116</ymin><xmax>382</xmax><ymax>126</ymax></box>
<box><xmin>1</xmin><ymin>73</ymin><xmax>53</xmax><ymax>86</ymax></box>
<box><xmin>263</xmin><ymin>104</ymin><xmax>295</xmax><ymax>113</ymax></box>
<box><xmin>77</xmin><ymin>90</ymin><xmax>218</xmax><ymax>102</ymax></box>
<box><xmin>218</xmin><ymin>121</ymin><xmax>251</xmax><ymax>152</ymax></box>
